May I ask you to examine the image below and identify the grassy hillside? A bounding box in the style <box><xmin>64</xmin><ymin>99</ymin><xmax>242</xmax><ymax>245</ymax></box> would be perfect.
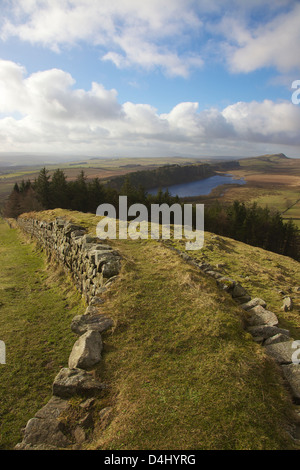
<box><xmin>171</xmin><ymin>233</ymin><xmax>300</xmax><ymax>339</ymax></box>
<box><xmin>10</xmin><ymin>208</ymin><xmax>300</xmax><ymax>450</ymax></box>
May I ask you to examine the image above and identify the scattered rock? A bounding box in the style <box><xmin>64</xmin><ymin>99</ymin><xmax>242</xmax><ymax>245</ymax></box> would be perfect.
<box><xmin>240</xmin><ymin>298</ymin><xmax>267</xmax><ymax>311</ymax></box>
<box><xmin>281</xmin><ymin>364</ymin><xmax>300</xmax><ymax>404</ymax></box>
<box><xmin>90</xmin><ymin>297</ymin><xmax>104</xmax><ymax>306</ymax></box>
<box><xmin>277</xmin><ymin>289</ymin><xmax>287</xmax><ymax>296</ymax></box>
<box><xmin>246</xmin><ymin>305</ymin><xmax>278</xmax><ymax>327</ymax></box>
<box><xmin>246</xmin><ymin>325</ymin><xmax>290</xmax><ymax>340</ymax></box>
<box><xmin>217</xmin><ymin>277</ymin><xmax>236</xmax><ymax>292</ymax></box>
<box><xmin>71</xmin><ymin>313</ymin><xmax>114</xmax><ymax>336</ymax></box>
<box><xmin>95</xmin><ymin>407</ymin><xmax>113</xmax><ymax>432</ymax></box>
<box><xmin>52</xmin><ymin>368</ymin><xmax>106</xmax><ymax>398</ymax></box>
<box><xmin>80</xmin><ymin>398</ymin><xmax>96</xmax><ymax>409</ymax></box>
<box><xmin>15</xmin><ymin>397</ymin><xmax>72</xmax><ymax>450</ymax></box>
<box><xmin>264</xmin><ymin>340</ymin><xmax>296</xmax><ymax>365</ymax></box>
<box><xmin>85</xmin><ymin>305</ymin><xmax>101</xmax><ymax>315</ymax></box>
<box><xmin>206</xmin><ymin>270</ymin><xmax>223</xmax><ymax>279</ymax></box>
<box><xmin>234</xmin><ymin>295</ymin><xmax>252</xmax><ymax>305</ymax></box>
<box><xmin>216</xmin><ymin>263</ymin><xmax>226</xmax><ymax>269</ymax></box>
<box><xmin>68</xmin><ymin>330</ymin><xmax>103</xmax><ymax>370</ymax></box>
<box><xmin>264</xmin><ymin>333</ymin><xmax>291</xmax><ymax>345</ymax></box>
<box><xmin>253</xmin><ymin>336</ymin><xmax>264</xmax><ymax>344</ymax></box>
<box><xmin>231</xmin><ymin>283</ymin><xmax>250</xmax><ymax>300</ymax></box>
<box><xmin>282</xmin><ymin>296</ymin><xmax>293</xmax><ymax>312</ymax></box>
<box><xmin>73</xmin><ymin>426</ymin><xmax>86</xmax><ymax>444</ymax></box>
<box><xmin>79</xmin><ymin>412</ymin><xmax>94</xmax><ymax>429</ymax></box>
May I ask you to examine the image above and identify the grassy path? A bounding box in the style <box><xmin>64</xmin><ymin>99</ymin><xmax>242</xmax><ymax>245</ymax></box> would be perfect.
<box><xmin>0</xmin><ymin>218</ymin><xmax>84</xmax><ymax>449</ymax></box>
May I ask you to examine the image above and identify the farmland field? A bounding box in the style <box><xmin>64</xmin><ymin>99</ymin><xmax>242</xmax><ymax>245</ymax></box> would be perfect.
<box><xmin>0</xmin><ymin>153</ymin><xmax>299</xmax><ymax>228</ymax></box>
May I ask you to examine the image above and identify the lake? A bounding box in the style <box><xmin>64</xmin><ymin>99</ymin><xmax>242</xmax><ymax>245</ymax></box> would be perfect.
<box><xmin>148</xmin><ymin>174</ymin><xmax>246</xmax><ymax>198</ymax></box>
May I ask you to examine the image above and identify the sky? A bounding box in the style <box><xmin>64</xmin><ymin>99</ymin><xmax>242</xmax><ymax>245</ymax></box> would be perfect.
<box><xmin>0</xmin><ymin>0</ymin><xmax>300</xmax><ymax>163</ymax></box>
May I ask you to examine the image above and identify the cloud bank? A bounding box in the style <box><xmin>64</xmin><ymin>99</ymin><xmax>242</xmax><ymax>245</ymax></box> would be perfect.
<box><xmin>0</xmin><ymin>59</ymin><xmax>299</xmax><ymax>157</ymax></box>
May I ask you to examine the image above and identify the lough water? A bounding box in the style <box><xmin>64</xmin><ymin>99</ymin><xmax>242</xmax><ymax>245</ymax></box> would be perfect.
<box><xmin>148</xmin><ymin>174</ymin><xmax>245</xmax><ymax>198</ymax></box>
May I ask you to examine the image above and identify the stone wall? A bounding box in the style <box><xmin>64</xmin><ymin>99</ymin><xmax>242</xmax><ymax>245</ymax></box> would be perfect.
<box><xmin>17</xmin><ymin>217</ymin><xmax>121</xmax><ymax>303</ymax></box>
<box><xmin>14</xmin><ymin>216</ymin><xmax>121</xmax><ymax>449</ymax></box>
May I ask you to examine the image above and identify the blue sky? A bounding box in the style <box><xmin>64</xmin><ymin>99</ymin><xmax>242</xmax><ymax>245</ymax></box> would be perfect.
<box><xmin>0</xmin><ymin>0</ymin><xmax>300</xmax><ymax>162</ymax></box>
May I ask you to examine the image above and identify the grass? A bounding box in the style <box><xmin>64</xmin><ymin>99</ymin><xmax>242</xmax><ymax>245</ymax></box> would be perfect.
<box><xmin>19</xmin><ymin>209</ymin><xmax>300</xmax><ymax>450</ymax></box>
<box><xmin>0</xmin><ymin>217</ymin><xmax>85</xmax><ymax>449</ymax></box>
<box><xmin>170</xmin><ymin>233</ymin><xmax>300</xmax><ymax>342</ymax></box>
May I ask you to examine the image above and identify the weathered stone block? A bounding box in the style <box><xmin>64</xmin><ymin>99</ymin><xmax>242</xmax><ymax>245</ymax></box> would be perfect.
<box><xmin>246</xmin><ymin>325</ymin><xmax>290</xmax><ymax>339</ymax></box>
<box><xmin>282</xmin><ymin>296</ymin><xmax>293</xmax><ymax>312</ymax></box>
<box><xmin>68</xmin><ymin>330</ymin><xmax>103</xmax><ymax>369</ymax></box>
<box><xmin>231</xmin><ymin>283</ymin><xmax>250</xmax><ymax>299</ymax></box>
<box><xmin>15</xmin><ymin>397</ymin><xmax>71</xmax><ymax>450</ymax></box>
<box><xmin>264</xmin><ymin>333</ymin><xmax>291</xmax><ymax>345</ymax></box>
<box><xmin>246</xmin><ymin>305</ymin><xmax>278</xmax><ymax>327</ymax></box>
<box><xmin>52</xmin><ymin>368</ymin><xmax>106</xmax><ymax>398</ymax></box>
<box><xmin>281</xmin><ymin>364</ymin><xmax>300</xmax><ymax>404</ymax></box>
<box><xmin>240</xmin><ymin>298</ymin><xmax>267</xmax><ymax>311</ymax></box>
<box><xmin>265</xmin><ymin>340</ymin><xmax>296</xmax><ymax>364</ymax></box>
<box><xmin>71</xmin><ymin>313</ymin><xmax>114</xmax><ymax>336</ymax></box>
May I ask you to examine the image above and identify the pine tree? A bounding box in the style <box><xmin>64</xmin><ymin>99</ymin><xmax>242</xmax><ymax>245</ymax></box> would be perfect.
<box><xmin>3</xmin><ymin>186</ymin><xmax>22</xmax><ymax>218</ymax></box>
<box><xmin>35</xmin><ymin>167</ymin><xmax>51</xmax><ymax>209</ymax></box>
<box><xmin>50</xmin><ymin>169</ymin><xmax>68</xmax><ymax>209</ymax></box>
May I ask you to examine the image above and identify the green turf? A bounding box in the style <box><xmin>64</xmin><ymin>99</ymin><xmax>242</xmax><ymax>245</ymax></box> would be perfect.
<box><xmin>0</xmin><ymin>218</ymin><xmax>85</xmax><ymax>449</ymax></box>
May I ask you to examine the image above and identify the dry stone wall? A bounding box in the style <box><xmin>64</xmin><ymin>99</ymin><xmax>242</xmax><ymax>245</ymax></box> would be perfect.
<box><xmin>17</xmin><ymin>217</ymin><xmax>121</xmax><ymax>303</ymax></box>
<box><xmin>15</xmin><ymin>217</ymin><xmax>121</xmax><ymax>450</ymax></box>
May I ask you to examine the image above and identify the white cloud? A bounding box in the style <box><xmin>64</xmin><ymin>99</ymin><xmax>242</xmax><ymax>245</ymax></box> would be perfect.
<box><xmin>217</xmin><ymin>2</ymin><xmax>300</xmax><ymax>73</ymax></box>
<box><xmin>0</xmin><ymin>59</ymin><xmax>300</xmax><ymax>157</ymax></box>
<box><xmin>0</xmin><ymin>59</ymin><xmax>121</xmax><ymax>121</ymax></box>
<box><xmin>0</xmin><ymin>0</ymin><xmax>203</xmax><ymax>77</ymax></box>
<box><xmin>2</xmin><ymin>0</ymin><xmax>300</xmax><ymax>77</ymax></box>
<box><xmin>222</xmin><ymin>100</ymin><xmax>300</xmax><ymax>144</ymax></box>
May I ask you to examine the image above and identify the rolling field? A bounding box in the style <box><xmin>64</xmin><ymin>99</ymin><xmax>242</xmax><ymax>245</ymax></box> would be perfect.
<box><xmin>0</xmin><ymin>153</ymin><xmax>299</xmax><ymax>228</ymax></box>
<box><xmin>227</xmin><ymin>154</ymin><xmax>300</xmax><ymax>228</ymax></box>
<box><xmin>183</xmin><ymin>154</ymin><xmax>300</xmax><ymax>229</ymax></box>
<box><xmin>0</xmin><ymin>156</ymin><xmax>201</xmax><ymax>207</ymax></box>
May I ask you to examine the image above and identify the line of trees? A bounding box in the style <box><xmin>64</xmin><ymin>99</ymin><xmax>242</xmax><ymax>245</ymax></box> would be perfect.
<box><xmin>108</xmin><ymin>163</ymin><xmax>215</xmax><ymax>191</ymax></box>
<box><xmin>2</xmin><ymin>167</ymin><xmax>299</xmax><ymax>260</ymax></box>
<box><xmin>203</xmin><ymin>200</ymin><xmax>300</xmax><ymax>260</ymax></box>
<box><xmin>2</xmin><ymin>167</ymin><xmax>179</xmax><ymax>219</ymax></box>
